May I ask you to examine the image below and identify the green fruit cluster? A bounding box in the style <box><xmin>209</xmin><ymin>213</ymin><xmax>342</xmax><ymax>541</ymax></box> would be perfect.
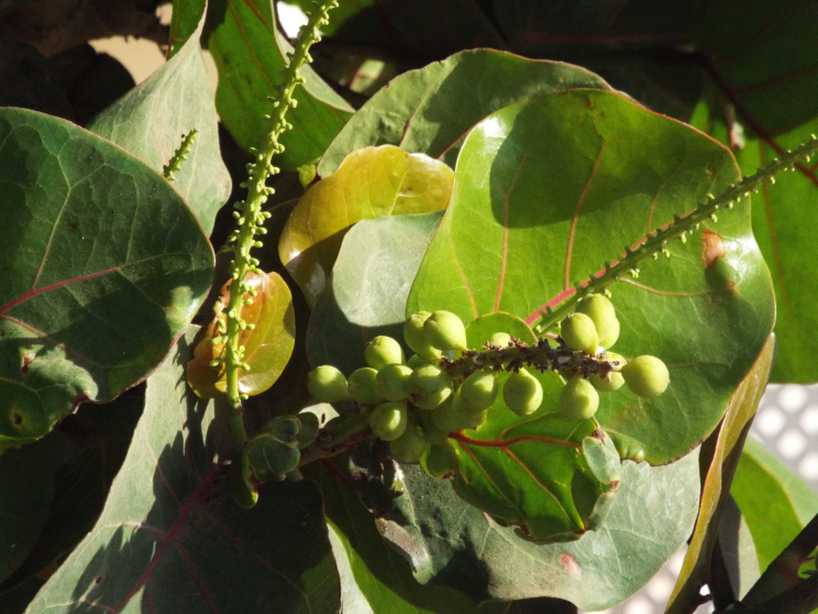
<box><xmin>556</xmin><ymin>294</ymin><xmax>670</xmax><ymax>418</ymax></box>
<box><xmin>305</xmin><ymin>303</ymin><xmax>671</xmax><ymax>480</ymax></box>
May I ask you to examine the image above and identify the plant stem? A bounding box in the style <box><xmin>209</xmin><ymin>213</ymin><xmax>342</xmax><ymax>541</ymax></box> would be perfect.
<box><xmin>220</xmin><ymin>0</ymin><xmax>339</xmax><ymax>449</ymax></box>
<box><xmin>534</xmin><ymin>134</ymin><xmax>818</xmax><ymax>332</ymax></box>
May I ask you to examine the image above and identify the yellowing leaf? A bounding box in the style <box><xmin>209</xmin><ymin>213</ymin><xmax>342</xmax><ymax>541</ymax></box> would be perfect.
<box><xmin>278</xmin><ymin>145</ymin><xmax>453</xmax><ymax>306</ymax></box>
<box><xmin>187</xmin><ymin>271</ymin><xmax>295</xmax><ymax>398</ymax></box>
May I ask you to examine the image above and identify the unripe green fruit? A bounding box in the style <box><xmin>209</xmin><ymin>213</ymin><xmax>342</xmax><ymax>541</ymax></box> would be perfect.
<box><xmin>364</xmin><ymin>335</ymin><xmax>405</xmax><ymax>369</ymax></box>
<box><xmin>407</xmin><ymin>354</ymin><xmax>428</xmax><ymax>369</ymax></box>
<box><xmin>421</xmin><ymin>443</ymin><xmax>458</xmax><ymax>479</ymax></box>
<box><xmin>307</xmin><ymin>365</ymin><xmax>349</xmax><ymax>402</ymax></box>
<box><xmin>560</xmin><ymin>313</ymin><xmax>599</xmax><ymax>354</ymax></box>
<box><xmin>503</xmin><ymin>368</ymin><xmax>543</xmax><ymax>416</ymax></box>
<box><xmin>404</xmin><ymin>312</ymin><xmax>443</xmax><ymax>361</ymax></box>
<box><xmin>560</xmin><ymin>377</ymin><xmax>600</xmax><ymax>419</ymax></box>
<box><xmin>348</xmin><ymin>367</ymin><xmax>380</xmax><ymax>405</ymax></box>
<box><xmin>577</xmin><ymin>294</ymin><xmax>620</xmax><ymax>348</ymax></box>
<box><xmin>390</xmin><ymin>423</ymin><xmax>429</xmax><ymax>463</ymax></box>
<box><xmin>413</xmin><ymin>387</ymin><xmax>453</xmax><ymax>410</ymax></box>
<box><xmin>604</xmin><ymin>352</ymin><xmax>627</xmax><ymax>371</ymax></box>
<box><xmin>622</xmin><ymin>355</ymin><xmax>670</xmax><ymax>398</ymax></box>
<box><xmin>590</xmin><ymin>370</ymin><xmax>625</xmax><ymax>392</ymax></box>
<box><xmin>460</xmin><ymin>370</ymin><xmax>498</xmax><ymax>411</ymax></box>
<box><xmin>488</xmin><ymin>331</ymin><xmax>512</xmax><ymax>348</ymax></box>
<box><xmin>419</xmin><ymin>411</ymin><xmax>450</xmax><ymax>445</ymax></box>
<box><xmin>369</xmin><ymin>401</ymin><xmax>408</xmax><ymax>441</ymax></box>
<box><xmin>375</xmin><ymin>364</ymin><xmax>414</xmax><ymax>401</ymax></box>
<box><xmin>424</xmin><ymin>310</ymin><xmax>468</xmax><ymax>352</ymax></box>
<box><xmin>410</xmin><ymin>364</ymin><xmax>451</xmax><ymax>395</ymax></box>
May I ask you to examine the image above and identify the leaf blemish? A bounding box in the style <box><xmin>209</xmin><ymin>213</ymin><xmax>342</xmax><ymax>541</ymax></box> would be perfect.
<box><xmin>701</xmin><ymin>230</ymin><xmax>725</xmax><ymax>268</ymax></box>
<box><xmin>559</xmin><ymin>553</ymin><xmax>581</xmax><ymax>577</ymax></box>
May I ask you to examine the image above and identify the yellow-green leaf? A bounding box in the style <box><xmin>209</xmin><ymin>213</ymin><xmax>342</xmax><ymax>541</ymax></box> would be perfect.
<box><xmin>187</xmin><ymin>271</ymin><xmax>295</xmax><ymax>398</ymax></box>
<box><xmin>279</xmin><ymin>145</ymin><xmax>453</xmax><ymax>306</ymax></box>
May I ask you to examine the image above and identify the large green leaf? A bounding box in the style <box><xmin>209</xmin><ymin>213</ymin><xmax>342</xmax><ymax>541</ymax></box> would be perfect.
<box><xmin>407</xmin><ymin>90</ymin><xmax>775</xmax><ymax>465</ymax></box>
<box><xmin>25</xmin><ymin>331</ymin><xmax>340</xmax><ymax>613</ymax></box>
<box><xmin>307</xmin><ymin>212</ymin><xmax>442</xmax><ymax>372</ymax></box>
<box><xmin>90</xmin><ymin>0</ymin><xmax>230</xmax><ymax>235</ymax></box>
<box><xmin>203</xmin><ymin>0</ymin><xmax>352</xmax><ymax>168</ymax></box>
<box><xmin>694</xmin><ymin>0</ymin><xmax>818</xmax><ymax>382</ymax></box>
<box><xmin>731</xmin><ymin>438</ymin><xmax>818</xmax><ymax>572</ymax></box>
<box><xmin>667</xmin><ymin>335</ymin><xmax>774</xmax><ymax>613</ymax></box>
<box><xmin>0</xmin><ymin>108</ymin><xmax>213</xmax><ymax>445</ymax></box>
<box><xmin>318</xmin><ymin>49</ymin><xmax>611</xmax><ymax>175</ymax></box>
<box><xmin>280</xmin><ymin>145</ymin><xmax>453</xmax><ymax>306</ymax></box>
<box><xmin>362</xmin><ymin>452</ymin><xmax>698</xmax><ymax>610</ymax></box>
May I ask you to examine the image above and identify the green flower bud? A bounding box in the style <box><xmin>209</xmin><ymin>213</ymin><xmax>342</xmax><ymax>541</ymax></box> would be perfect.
<box><xmin>560</xmin><ymin>313</ymin><xmax>599</xmax><ymax>354</ymax></box>
<box><xmin>348</xmin><ymin>367</ymin><xmax>380</xmax><ymax>405</ymax></box>
<box><xmin>560</xmin><ymin>377</ymin><xmax>600</xmax><ymax>419</ymax></box>
<box><xmin>375</xmin><ymin>364</ymin><xmax>414</xmax><ymax>401</ymax></box>
<box><xmin>503</xmin><ymin>368</ymin><xmax>543</xmax><ymax>416</ymax></box>
<box><xmin>488</xmin><ymin>331</ymin><xmax>512</xmax><ymax>348</ymax></box>
<box><xmin>460</xmin><ymin>370</ymin><xmax>498</xmax><ymax>411</ymax></box>
<box><xmin>622</xmin><ymin>355</ymin><xmax>670</xmax><ymax>398</ymax></box>
<box><xmin>424</xmin><ymin>310</ymin><xmax>468</xmax><ymax>352</ymax></box>
<box><xmin>421</xmin><ymin>443</ymin><xmax>458</xmax><ymax>479</ymax></box>
<box><xmin>364</xmin><ymin>335</ymin><xmax>404</xmax><ymax>369</ymax></box>
<box><xmin>404</xmin><ymin>311</ymin><xmax>443</xmax><ymax>361</ymax></box>
<box><xmin>369</xmin><ymin>401</ymin><xmax>408</xmax><ymax>441</ymax></box>
<box><xmin>390</xmin><ymin>422</ymin><xmax>429</xmax><ymax>463</ymax></box>
<box><xmin>577</xmin><ymin>294</ymin><xmax>620</xmax><ymax>348</ymax></box>
<box><xmin>307</xmin><ymin>365</ymin><xmax>349</xmax><ymax>402</ymax></box>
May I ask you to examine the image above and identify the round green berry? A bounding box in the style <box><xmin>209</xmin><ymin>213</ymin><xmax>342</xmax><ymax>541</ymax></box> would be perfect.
<box><xmin>590</xmin><ymin>370</ymin><xmax>625</xmax><ymax>392</ymax></box>
<box><xmin>560</xmin><ymin>377</ymin><xmax>600</xmax><ymax>419</ymax></box>
<box><xmin>604</xmin><ymin>351</ymin><xmax>627</xmax><ymax>371</ymax></box>
<box><xmin>488</xmin><ymin>331</ymin><xmax>512</xmax><ymax>348</ymax></box>
<box><xmin>369</xmin><ymin>401</ymin><xmax>408</xmax><ymax>441</ymax></box>
<box><xmin>364</xmin><ymin>335</ymin><xmax>404</xmax><ymax>369</ymax></box>
<box><xmin>421</xmin><ymin>443</ymin><xmax>458</xmax><ymax>479</ymax></box>
<box><xmin>375</xmin><ymin>364</ymin><xmax>414</xmax><ymax>401</ymax></box>
<box><xmin>622</xmin><ymin>355</ymin><xmax>670</xmax><ymax>398</ymax></box>
<box><xmin>390</xmin><ymin>422</ymin><xmax>429</xmax><ymax>463</ymax></box>
<box><xmin>307</xmin><ymin>365</ymin><xmax>349</xmax><ymax>402</ymax></box>
<box><xmin>424</xmin><ymin>310</ymin><xmax>468</xmax><ymax>352</ymax></box>
<box><xmin>419</xmin><ymin>411</ymin><xmax>450</xmax><ymax>445</ymax></box>
<box><xmin>577</xmin><ymin>294</ymin><xmax>620</xmax><ymax>349</ymax></box>
<box><xmin>503</xmin><ymin>368</ymin><xmax>543</xmax><ymax>416</ymax></box>
<box><xmin>348</xmin><ymin>367</ymin><xmax>380</xmax><ymax>404</ymax></box>
<box><xmin>407</xmin><ymin>354</ymin><xmax>428</xmax><ymax>369</ymax></box>
<box><xmin>561</xmin><ymin>313</ymin><xmax>599</xmax><ymax>354</ymax></box>
<box><xmin>460</xmin><ymin>370</ymin><xmax>498</xmax><ymax>411</ymax></box>
<box><xmin>404</xmin><ymin>312</ymin><xmax>443</xmax><ymax>361</ymax></box>
<box><xmin>410</xmin><ymin>364</ymin><xmax>453</xmax><ymax>410</ymax></box>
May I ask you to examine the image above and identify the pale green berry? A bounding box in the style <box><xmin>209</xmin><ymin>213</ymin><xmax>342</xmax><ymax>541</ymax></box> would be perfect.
<box><xmin>488</xmin><ymin>331</ymin><xmax>512</xmax><ymax>348</ymax></box>
<box><xmin>375</xmin><ymin>364</ymin><xmax>414</xmax><ymax>401</ymax></box>
<box><xmin>460</xmin><ymin>370</ymin><xmax>498</xmax><ymax>411</ymax></box>
<box><xmin>421</xmin><ymin>443</ymin><xmax>458</xmax><ymax>479</ymax></box>
<box><xmin>364</xmin><ymin>335</ymin><xmax>404</xmax><ymax>369</ymax></box>
<box><xmin>560</xmin><ymin>313</ymin><xmax>599</xmax><ymax>354</ymax></box>
<box><xmin>503</xmin><ymin>368</ymin><xmax>543</xmax><ymax>416</ymax></box>
<box><xmin>407</xmin><ymin>354</ymin><xmax>428</xmax><ymax>369</ymax></box>
<box><xmin>604</xmin><ymin>352</ymin><xmax>627</xmax><ymax>371</ymax></box>
<box><xmin>590</xmin><ymin>370</ymin><xmax>625</xmax><ymax>392</ymax></box>
<box><xmin>419</xmin><ymin>411</ymin><xmax>450</xmax><ymax>445</ymax></box>
<box><xmin>429</xmin><ymin>393</ymin><xmax>483</xmax><ymax>432</ymax></box>
<box><xmin>307</xmin><ymin>365</ymin><xmax>349</xmax><ymax>402</ymax></box>
<box><xmin>622</xmin><ymin>355</ymin><xmax>670</xmax><ymax>398</ymax></box>
<box><xmin>369</xmin><ymin>401</ymin><xmax>408</xmax><ymax>441</ymax></box>
<box><xmin>404</xmin><ymin>311</ymin><xmax>443</xmax><ymax>361</ymax></box>
<box><xmin>424</xmin><ymin>310</ymin><xmax>468</xmax><ymax>352</ymax></box>
<box><xmin>389</xmin><ymin>422</ymin><xmax>429</xmax><ymax>463</ymax></box>
<box><xmin>411</xmin><ymin>364</ymin><xmax>453</xmax><ymax>410</ymax></box>
<box><xmin>560</xmin><ymin>377</ymin><xmax>600</xmax><ymax>419</ymax></box>
<box><xmin>348</xmin><ymin>367</ymin><xmax>380</xmax><ymax>404</ymax></box>
<box><xmin>577</xmin><ymin>294</ymin><xmax>620</xmax><ymax>348</ymax></box>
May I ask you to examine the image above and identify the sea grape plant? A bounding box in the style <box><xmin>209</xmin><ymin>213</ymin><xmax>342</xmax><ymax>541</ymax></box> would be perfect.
<box><xmin>3</xmin><ymin>1</ymin><xmax>818</xmax><ymax>613</ymax></box>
